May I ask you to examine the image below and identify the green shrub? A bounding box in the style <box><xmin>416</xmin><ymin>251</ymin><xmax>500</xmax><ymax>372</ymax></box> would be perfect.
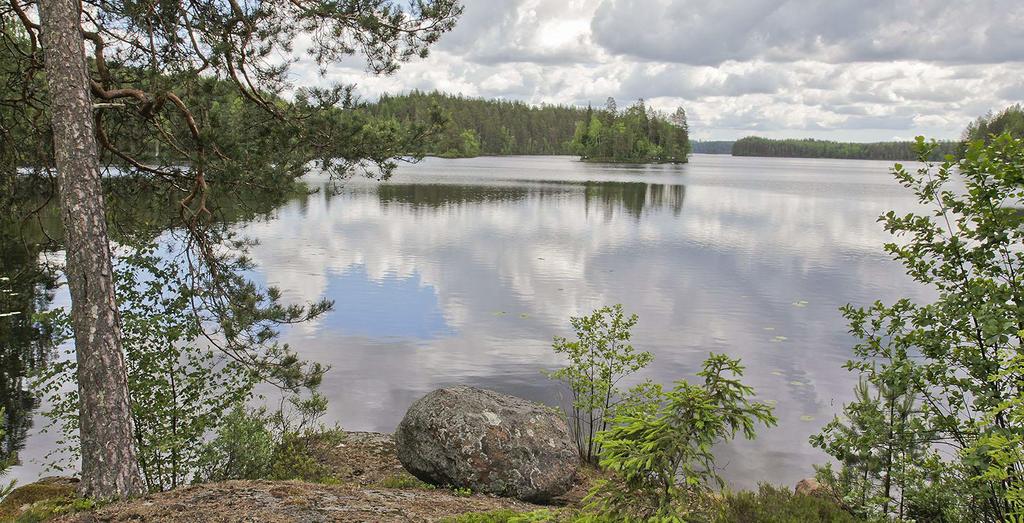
<box><xmin>195</xmin><ymin>407</ymin><xmax>277</xmax><ymax>482</ymax></box>
<box><xmin>584</xmin><ymin>353</ymin><xmax>776</xmax><ymax>522</ymax></box>
<box><xmin>717</xmin><ymin>484</ymin><xmax>858</xmax><ymax>523</ymax></box>
<box><xmin>451</xmin><ymin>486</ymin><xmax>474</xmax><ymax>497</ymax></box>
<box><xmin>195</xmin><ymin>393</ymin><xmax>341</xmax><ymax>485</ymax></box>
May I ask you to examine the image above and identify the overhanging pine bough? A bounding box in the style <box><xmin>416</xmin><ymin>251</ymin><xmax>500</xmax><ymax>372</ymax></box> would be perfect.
<box><xmin>11</xmin><ymin>0</ymin><xmax>462</xmax><ymax>499</ymax></box>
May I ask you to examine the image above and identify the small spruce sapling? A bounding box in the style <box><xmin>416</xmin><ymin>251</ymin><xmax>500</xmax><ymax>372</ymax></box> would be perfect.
<box><xmin>585</xmin><ymin>353</ymin><xmax>776</xmax><ymax>521</ymax></box>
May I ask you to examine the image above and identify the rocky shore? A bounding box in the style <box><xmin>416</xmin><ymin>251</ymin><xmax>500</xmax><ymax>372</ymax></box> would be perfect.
<box><xmin>4</xmin><ymin>431</ymin><xmax>549</xmax><ymax>522</ymax></box>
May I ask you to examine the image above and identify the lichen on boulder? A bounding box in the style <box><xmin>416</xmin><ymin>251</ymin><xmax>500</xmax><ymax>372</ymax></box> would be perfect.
<box><xmin>394</xmin><ymin>386</ymin><xmax>577</xmax><ymax>503</ymax></box>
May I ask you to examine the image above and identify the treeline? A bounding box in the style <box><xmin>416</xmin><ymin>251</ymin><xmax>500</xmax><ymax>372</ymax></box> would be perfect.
<box><xmin>362</xmin><ymin>91</ymin><xmax>586</xmax><ymax>157</ymax></box>
<box><xmin>691</xmin><ymin>140</ymin><xmax>734</xmax><ymax>154</ymax></box>
<box><xmin>964</xmin><ymin>104</ymin><xmax>1024</xmax><ymax>144</ymax></box>
<box><xmin>570</xmin><ymin>98</ymin><xmax>690</xmax><ymax>163</ymax></box>
<box><xmin>732</xmin><ymin>136</ymin><xmax>959</xmax><ymax>161</ymax></box>
<box><xmin>361</xmin><ymin>92</ymin><xmax>691</xmax><ymax>163</ymax></box>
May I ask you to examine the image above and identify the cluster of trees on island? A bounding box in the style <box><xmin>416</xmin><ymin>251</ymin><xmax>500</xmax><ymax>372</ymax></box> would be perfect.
<box><xmin>568</xmin><ymin>99</ymin><xmax>690</xmax><ymax>163</ymax></box>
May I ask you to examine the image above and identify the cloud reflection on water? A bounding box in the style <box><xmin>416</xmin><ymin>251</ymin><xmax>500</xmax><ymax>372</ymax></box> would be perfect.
<box><xmin>242</xmin><ymin>154</ymin><xmax>931</xmax><ymax>489</ymax></box>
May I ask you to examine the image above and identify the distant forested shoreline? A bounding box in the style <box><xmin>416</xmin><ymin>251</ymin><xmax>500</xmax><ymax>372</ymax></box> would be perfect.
<box><xmin>732</xmin><ymin>136</ymin><xmax>959</xmax><ymax>161</ymax></box>
<box><xmin>362</xmin><ymin>92</ymin><xmax>1020</xmax><ymax>163</ymax></box>
<box><xmin>692</xmin><ymin>138</ymin><xmax>959</xmax><ymax>160</ymax></box>
<box><xmin>691</xmin><ymin>141</ymin><xmax>735</xmax><ymax>154</ymax></box>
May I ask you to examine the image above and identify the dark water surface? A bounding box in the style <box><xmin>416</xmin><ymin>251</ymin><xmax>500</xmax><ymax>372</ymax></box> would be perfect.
<box><xmin>9</xmin><ymin>154</ymin><xmax>931</xmax><ymax>490</ymax></box>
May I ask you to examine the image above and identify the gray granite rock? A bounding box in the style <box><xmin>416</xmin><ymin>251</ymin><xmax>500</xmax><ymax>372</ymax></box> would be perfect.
<box><xmin>395</xmin><ymin>386</ymin><xmax>577</xmax><ymax>503</ymax></box>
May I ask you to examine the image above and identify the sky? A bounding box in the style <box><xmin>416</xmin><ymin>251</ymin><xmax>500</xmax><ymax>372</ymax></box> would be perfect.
<box><xmin>299</xmin><ymin>0</ymin><xmax>1024</xmax><ymax>142</ymax></box>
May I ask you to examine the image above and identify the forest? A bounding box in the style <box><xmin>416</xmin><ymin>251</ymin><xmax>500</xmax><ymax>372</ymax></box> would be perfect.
<box><xmin>362</xmin><ymin>91</ymin><xmax>586</xmax><ymax>157</ymax></box>
<box><xmin>731</xmin><ymin>136</ymin><xmax>960</xmax><ymax>160</ymax></box>
<box><xmin>691</xmin><ymin>140</ymin><xmax>735</xmax><ymax>154</ymax></box>
<box><xmin>963</xmin><ymin>104</ymin><xmax>1024</xmax><ymax>143</ymax></box>
<box><xmin>360</xmin><ymin>92</ymin><xmax>691</xmax><ymax>162</ymax></box>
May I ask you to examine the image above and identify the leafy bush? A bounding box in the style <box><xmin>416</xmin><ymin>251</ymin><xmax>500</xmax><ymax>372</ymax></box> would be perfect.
<box><xmin>811</xmin><ymin>136</ymin><xmax>1024</xmax><ymax>522</ymax></box>
<box><xmin>584</xmin><ymin>353</ymin><xmax>776</xmax><ymax>522</ymax></box>
<box><xmin>196</xmin><ymin>394</ymin><xmax>339</xmax><ymax>484</ymax></box>
<box><xmin>35</xmin><ymin>245</ymin><xmax>327</xmax><ymax>491</ymax></box>
<box><xmin>547</xmin><ymin>304</ymin><xmax>652</xmax><ymax>464</ymax></box>
<box><xmin>194</xmin><ymin>407</ymin><xmax>276</xmax><ymax>482</ymax></box>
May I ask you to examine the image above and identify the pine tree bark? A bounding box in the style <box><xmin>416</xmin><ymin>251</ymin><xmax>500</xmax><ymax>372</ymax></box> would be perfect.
<box><xmin>38</xmin><ymin>0</ymin><xmax>145</xmax><ymax>498</ymax></box>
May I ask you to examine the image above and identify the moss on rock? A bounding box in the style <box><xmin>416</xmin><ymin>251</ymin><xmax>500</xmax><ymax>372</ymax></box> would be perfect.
<box><xmin>0</xmin><ymin>477</ymin><xmax>80</xmax><ymax>521</ymax></box>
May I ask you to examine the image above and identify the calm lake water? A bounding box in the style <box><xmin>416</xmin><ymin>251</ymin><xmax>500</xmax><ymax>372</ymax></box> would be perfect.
<box><xmin>10</xmin><ymin>153</ymin><xmax>932</xmax><ymax>490</ymax></box>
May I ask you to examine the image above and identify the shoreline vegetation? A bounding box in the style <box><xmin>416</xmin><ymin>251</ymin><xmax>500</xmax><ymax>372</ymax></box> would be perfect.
<box><xmin>364</xmin><ymin>92</ymin><xmax>1019</xmax><ymax>163</ymax></box>
<box><xmin>0</xmin><ymin>430</ymin><xmax>844</xmax><ymax>522</ymax></box>
<box><xmin>729</xmin><ymin>137</ymin><xmax>958</xmax><ymax>160</ymax></box>
<box><xmin>692</xmin><ymin>138</ymin><xmax>962</xmax><ymax>160</ymax></box>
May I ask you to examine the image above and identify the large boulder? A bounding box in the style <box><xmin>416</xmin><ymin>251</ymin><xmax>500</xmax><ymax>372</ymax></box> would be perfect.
<box><xmin>395</xmin><ymin>386</ymin><xmax>577</xmax><ymax>503</ymax></box>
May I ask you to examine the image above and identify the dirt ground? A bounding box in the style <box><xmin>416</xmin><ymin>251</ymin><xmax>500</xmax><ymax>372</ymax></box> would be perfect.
<box><xmin>6</xmin><ymin>432</ymin><xmax>559</xmax><ymax>523</ymax></box>
<box><xmin>51</xmin><ymin>480</ymin><xmax>542</xmax><ymax>522</ymax></box>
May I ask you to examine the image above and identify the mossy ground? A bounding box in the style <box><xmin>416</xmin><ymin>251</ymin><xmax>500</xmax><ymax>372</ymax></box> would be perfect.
<box><xmin>0</xmin><ymin>477</ymin><xmax>97</xmax><ymax>523</ymax></box>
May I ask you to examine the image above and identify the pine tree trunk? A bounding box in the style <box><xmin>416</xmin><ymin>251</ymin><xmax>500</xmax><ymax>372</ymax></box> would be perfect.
<box><xmin>38</xmin><ymin>0</ymin><xmax>145</xmax><ymax>498</ymax></box>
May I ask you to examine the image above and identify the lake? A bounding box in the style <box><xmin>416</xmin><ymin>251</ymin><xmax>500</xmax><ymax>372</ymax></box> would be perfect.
<box><xmin>9</xmin><ymin>153</ymin><xmax>931</xmax><ymax>490</ymax></box>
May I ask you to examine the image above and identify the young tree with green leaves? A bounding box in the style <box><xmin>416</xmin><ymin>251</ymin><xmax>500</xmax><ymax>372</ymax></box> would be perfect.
<box><xmin>813</xmin><ymin>135</ymin><xmax>1024</xmax><ymax>522</ymax></box>
<box><xmin>35</xmin><ymin>245</ymin><xmax>292</xmax><ymax>492</ymax></box>
<box><xmin>547</xmin><ymin>304</ymin><xmax>653</xmax><ymax>465</ymax></box>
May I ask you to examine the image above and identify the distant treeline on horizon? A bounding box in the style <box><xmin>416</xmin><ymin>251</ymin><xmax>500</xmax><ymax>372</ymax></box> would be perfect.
<box><xmin>693</xmin><ymin>138</ymin><xmax>959</xmax><ymax>160</ymax></box>
<box><xmin>731</xmin><ymin>136</ymin><xmax>959</xmax><ymax>161</ymax></box>
<box><xmin>365</xmin><ymin>91</ymin><xmax>1017</xmax><ymax>162</ymax></box>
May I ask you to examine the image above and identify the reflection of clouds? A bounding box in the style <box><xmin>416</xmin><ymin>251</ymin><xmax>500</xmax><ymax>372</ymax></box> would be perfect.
<box><xmin>243</xmin><ymin>154</ymin><xmax>931</xmax><ymax>489</ymax></box>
